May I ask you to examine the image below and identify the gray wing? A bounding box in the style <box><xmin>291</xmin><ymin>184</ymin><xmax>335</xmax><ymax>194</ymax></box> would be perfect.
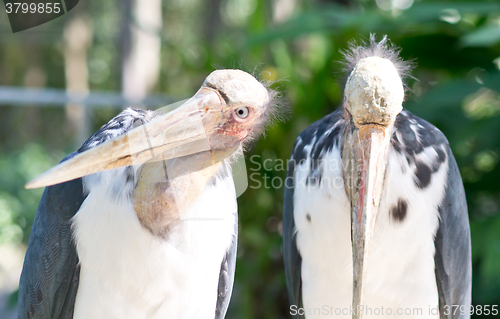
<box><xmin>434</xmin><ymin>146</ymin><xmax>472</xmax><ymax>319</ymax></box>
<box><xmin>215</xmin><ymin>204</ymin><xmax>238</xmax><ymax>319</ymax></box>
<box><xmin>393</xmin><ymin>110</ymin><xmax>472</xmax><ymax>318</ymax></box>
<box><xmin>18</xmin><ymin>152</ymin><xmax>85</xmax><ymax>319</ymax></box>
<box><xmin>283</xmin><ymin>154</ymin><xmax>304</xmax><ymax>319</ymax></box>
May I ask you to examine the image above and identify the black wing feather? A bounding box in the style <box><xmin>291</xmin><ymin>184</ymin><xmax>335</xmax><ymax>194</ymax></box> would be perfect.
<box><xmin>215</xmin><ymin>210</ymin><xmax>238</xmax><ymax>319</ymax></box>
<box><xmin>18</xmin><ymin>152</ymin><xmax>84</xmax><ymax>319</ymax></box>
<box><xmin>434</xmin><ymin>147</ymin><xmax>472</xmax><ymax>319</ymax></box>
<box><xmin>283</xmin><ymin>154</ymin><xmax>304</xmax><ymax>319</ymax></box>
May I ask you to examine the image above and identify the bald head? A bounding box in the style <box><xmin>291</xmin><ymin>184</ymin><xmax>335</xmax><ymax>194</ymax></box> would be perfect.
<box><xmin>344</xmin><ymin>57</ymin><xmax>404</xmax><ymax>127</ymax></box>
<box><xmin>203</xmin><ymin>69</ymin><xmax>270</xmax><ymax>110</ymax></box>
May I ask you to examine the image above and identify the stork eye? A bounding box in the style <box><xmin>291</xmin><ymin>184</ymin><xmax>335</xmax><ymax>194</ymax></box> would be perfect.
<box><xmin>235</xmin><ymin>107</ymin><xmax>249</xmax><ymax>119</ymax></box>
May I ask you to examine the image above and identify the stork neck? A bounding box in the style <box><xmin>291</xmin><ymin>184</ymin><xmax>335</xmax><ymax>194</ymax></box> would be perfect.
<box><xmin>132</xmin><ymin>151</ymin><xmax>229</xmax><ymax>239</ymax></box>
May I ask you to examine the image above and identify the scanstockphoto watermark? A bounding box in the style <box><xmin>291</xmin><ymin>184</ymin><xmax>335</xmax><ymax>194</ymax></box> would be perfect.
<box><xmin>290</xmin><ymin>304</ymin><xmax>432</xmax><ymax>316</ymax></box>
<box><xmin>247</xmin><ymin>155</ymin><xmax>349</xmax><ymax>191</ymax></box>
<box><xmin>290</xmin><ymin>304</ymin><xmax>499</xmax><ymax>317</ymax></box>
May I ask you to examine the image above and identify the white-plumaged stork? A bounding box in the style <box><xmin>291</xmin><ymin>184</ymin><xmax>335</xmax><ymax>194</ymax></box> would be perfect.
<box><xmin>283</xmin><ymin>35</ymin><xmax>471</xmax><ymax>319</ymax></box>
<box><xmin>18</xmin><ymin>70</ymin><xmax>279</xmax><ymax>319</ymax></box>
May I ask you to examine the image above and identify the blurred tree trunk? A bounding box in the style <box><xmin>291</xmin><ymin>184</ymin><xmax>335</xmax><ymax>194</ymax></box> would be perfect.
<box><xmin>121</xmin><ymin>0</ymin><xmax>162</xmax><ymax>109</ymax></box>
<box><xmin>22</xmin><ymin>48</ymin><xmax>46</xmax><ymax>147</ymax></box>
<box><xmin>63</xmin><ymin>15</ymin><xmax>93</xmax><ymax>147</ymax></box>
<box><xmin>204</xmin><ymin>0</ymin><xmax>222</xmax><ymax>43</ymax></box>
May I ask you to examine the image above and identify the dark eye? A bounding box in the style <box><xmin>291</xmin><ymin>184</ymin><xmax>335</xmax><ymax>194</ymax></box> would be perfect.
<box><xmin>235</xmin><ymin>107</ymin><xmax>249</xmax><ymax>119</ymax></box>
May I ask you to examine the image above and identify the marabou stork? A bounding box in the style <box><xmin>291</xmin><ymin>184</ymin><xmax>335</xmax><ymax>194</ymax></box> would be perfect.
<box><xmin>283</xmin><ymin>35</ymin><xmax>471</xmax><ymax>319</ymax></box>
<box><xmin>18</xmin><ymin>70</ymin><xmax>279</xmax><ymax>319</ymax></box>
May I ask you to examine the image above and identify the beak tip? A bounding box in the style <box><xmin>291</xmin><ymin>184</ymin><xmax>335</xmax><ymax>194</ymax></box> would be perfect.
<box><xmin>25</xmin><ymin>172</ymin><xmax>54</xmax><ymax>189</ymax></box>
<box><xmin>25</xmin><ymin>179</ymin><xmax>40</xmax><ymax>189</ymax></box>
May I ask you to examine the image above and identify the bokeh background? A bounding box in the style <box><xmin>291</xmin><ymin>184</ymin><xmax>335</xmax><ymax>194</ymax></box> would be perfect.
<box><xmin>1</xmin><ymin>0</ymin><xmax>500</xmax><ymax>318</ymax></box>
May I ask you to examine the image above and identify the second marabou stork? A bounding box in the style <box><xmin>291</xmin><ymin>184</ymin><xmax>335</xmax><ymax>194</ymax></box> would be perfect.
<box><xmin>283</xmin><ymin>35</ymin><xmax>471</xmax><ymax>319</ymax></box>
<box><xmin>18</xmin><ymin>70</ymin><xmax>279</xmax><ymax>319</ymax></box>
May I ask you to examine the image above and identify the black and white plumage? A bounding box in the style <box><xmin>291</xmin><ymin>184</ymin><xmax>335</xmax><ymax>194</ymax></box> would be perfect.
<box><xmin>283</xmin><ymin>36</ymin><xmax>471</xmax><ymax>319</ymax></box>
<box><xmin>19</xmin><ymin>70</ymin><xmax>278</xmax><ymax>319</ymax></box>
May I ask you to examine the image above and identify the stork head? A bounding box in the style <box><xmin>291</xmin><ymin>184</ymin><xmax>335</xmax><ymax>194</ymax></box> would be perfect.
<box><xmin>25</xmin><ymin>69</ymin><xmax>280</xmax><ymax>189</ymax></box>
<box><xmin>201</xmin><ymin>69</ymin><xmax>277</xmax><ymax>144</ymax></box>
<box><xmin>341</xmin><ymin>35</ymin><xmax>413</xmax><ymax>318</ymax></box>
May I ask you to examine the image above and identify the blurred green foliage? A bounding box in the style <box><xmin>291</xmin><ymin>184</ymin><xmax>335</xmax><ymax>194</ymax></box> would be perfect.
<box><xmin>0</xmin><ymin>145</ymin><xmax>62</xmax><ymax>245</ymax></box>
<box><xmin>0</xmin><ymin>0</ymin><xmax>500</xmax><ymax>318</ymax></box>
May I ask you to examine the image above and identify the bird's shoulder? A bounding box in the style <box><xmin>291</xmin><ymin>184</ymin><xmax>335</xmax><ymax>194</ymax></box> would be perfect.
<box><xmin>393</xmin><ymin>109</ymin><xmax>449</xmax><ymax>151</ymax></box>
<box><xmin>291</xmin><ymin>107</ymin><xmax>345</xmax><ymax>164</ymax></box>
<box><xmin>390</xmin><ymin>109</ymin><xmax>453</xmax><ymax>191</ymax></box>
<box><xmin>78</xmin><ymin>108</ymin><xmax>158</xmax><ymax>152</ymax></box>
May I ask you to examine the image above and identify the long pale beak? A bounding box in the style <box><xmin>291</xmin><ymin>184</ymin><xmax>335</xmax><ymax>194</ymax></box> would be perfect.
<box><xmin>25</xmin><ymin>87</ymin><xmax>239</xmax><ymax>189</ymax></box>
<box><xmin>343</xmin><ymin>123</ymin><xmax>392</xmax><ymax>319</ymax></box>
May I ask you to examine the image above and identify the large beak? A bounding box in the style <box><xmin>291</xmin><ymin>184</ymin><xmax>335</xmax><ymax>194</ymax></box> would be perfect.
<box><xmin>343</xmin><ymin>123</ymin><xmax>392</xmax><ymax>319</ymax></box>
<box><xmin>25</xmin><ymin>87</ymin><xmax>239</xmax><ymax>189</ymax></box>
